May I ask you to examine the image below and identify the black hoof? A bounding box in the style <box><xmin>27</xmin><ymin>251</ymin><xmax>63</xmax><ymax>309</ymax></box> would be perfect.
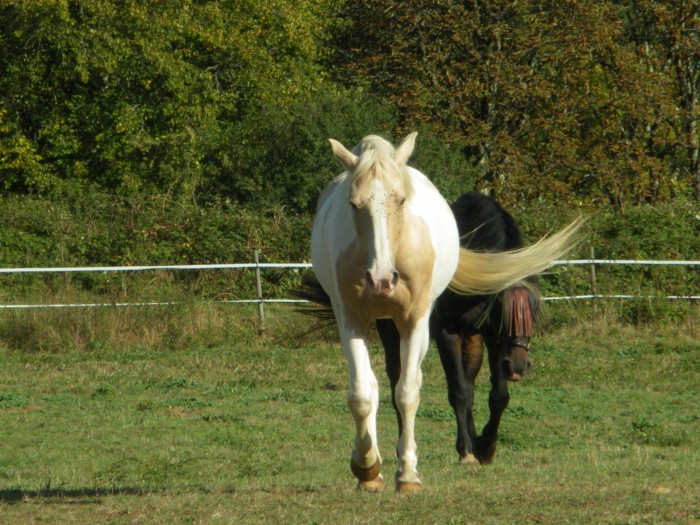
<box><xmin>474</xmin><ymin>436</ymin><xmax>497</xmax><ymax>464</ymax></box>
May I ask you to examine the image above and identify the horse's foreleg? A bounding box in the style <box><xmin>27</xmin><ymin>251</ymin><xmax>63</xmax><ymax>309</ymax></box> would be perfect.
<box><xmin>459</xmin><ymin>333</ymin><xmax>484</xmax><ymax>465</ymax></box>
<box><xmin>393</xmin><ymin>315</ymin><xmax>430</xmax><ymax>493</ymax></box>
<box><xmin>431</xmin><ymin>324</ymin><xmax>476</xmax><ymax>463</ymax></box>
<box><xmin>475</xmin><ymin>334</ymin><xmax>510</xmax><ymax>464</ymax></box>
<box><xmin>462</xmin><ymin>333</ymin><xmax>484</xmax><ymax>439</ymax></box>
<box><xmin>341</xmin><ymin>329</ymin><xmax>383</xmax><ymax>491</ymax></box>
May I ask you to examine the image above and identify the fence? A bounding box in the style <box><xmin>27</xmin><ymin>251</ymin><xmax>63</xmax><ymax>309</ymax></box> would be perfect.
<box><xmin>2</xmin><ymin>252</ymin><xmax>700</xmax><ymax>325</ymax></box>
<box><xmin>543</xmin><ymin>256</ymin><xmax>700</xmax><ymax>301</ymax></box>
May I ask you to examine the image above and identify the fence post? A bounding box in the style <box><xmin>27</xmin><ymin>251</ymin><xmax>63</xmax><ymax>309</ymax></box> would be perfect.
<box><xmin>590</xmin><ymin>246</ymin><xmax>598</xmax><ymax>313</ymax></box>
<box><xmin>254</xmin><ymin>250</ymin><xmax>265</xmax><ymax>332</ymax></box>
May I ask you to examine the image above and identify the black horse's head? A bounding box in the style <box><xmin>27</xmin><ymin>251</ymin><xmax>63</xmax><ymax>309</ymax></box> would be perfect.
<box><xmin>492</xmin><ymin>284</ymin><xmax>540</xmax><ymax>382</ymax></box>
<box><xmin>498</xmin><ymin>335</ymin><xmax>531</xmax><ymax>382</ymax></box>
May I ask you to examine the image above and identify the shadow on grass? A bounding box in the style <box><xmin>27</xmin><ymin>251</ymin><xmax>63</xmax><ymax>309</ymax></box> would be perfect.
<box><xmin>0</xmin><ymin>485</ymin><xmax>236</xmax><ymax>505</ymax></box>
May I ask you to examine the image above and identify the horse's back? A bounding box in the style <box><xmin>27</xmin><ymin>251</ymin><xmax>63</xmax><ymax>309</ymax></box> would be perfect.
<box><xmin>451</xmin><ymin>192</ymin><xmax>523</xmax><ymax>251</ymax></box>
<box><xmin>434</xmin><ymin>192</ymin><xmax>525</xmax><ymax>328</ymax></box>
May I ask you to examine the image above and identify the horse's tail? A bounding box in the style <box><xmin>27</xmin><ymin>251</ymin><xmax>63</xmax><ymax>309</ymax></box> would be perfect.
<box><xmin>292</xmin><ymin>274</ymin><xmax>336</xmax><ymax>321</ymax></box>
<box><xmin>449</xmin><ymin>217</ymin><xmax>584</xmax><ymax>296</ymax></box>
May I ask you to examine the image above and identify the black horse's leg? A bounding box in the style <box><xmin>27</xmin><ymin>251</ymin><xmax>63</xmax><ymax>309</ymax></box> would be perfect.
<box><xmin>435</xmin><ymin>328</ymin><xmax>484</xmax><ymax>465</ymax></box>
<box><xmin>461</xmin><ymin>333</ymin><xmax>484</xmax><ymax>453</ymax></box>
<box><xmin>475</xmin><ymin>333</ymin><xmax>510</xmax><ymax>464</ymax></box>
<box><xmin>376</xmin><ymin>318</ymin><xmax>402</xmax><ymax>438</ymax></box>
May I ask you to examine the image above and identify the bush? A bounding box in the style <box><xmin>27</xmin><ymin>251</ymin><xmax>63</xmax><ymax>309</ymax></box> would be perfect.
<box><xmin>0</xmin><ymin>191</ymin><xmax>311</xmax><ymax>302</ymax></box>
<box><xmin>211</xmin><ymin>89</ymin><xmax>400</xmax><ymax>214</ymax></box>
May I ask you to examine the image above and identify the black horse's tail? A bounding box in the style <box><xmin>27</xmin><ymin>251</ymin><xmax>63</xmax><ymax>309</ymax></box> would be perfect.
<box><xmin>292</xmin><ymin>274</ymin><xmax>336</xmax><ymax>322</ymax></box>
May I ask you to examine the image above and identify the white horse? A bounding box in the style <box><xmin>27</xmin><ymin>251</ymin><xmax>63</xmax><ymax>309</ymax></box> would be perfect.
<box><xmin>311</xmin><ymin>133</ymin><xmax>579</xmax><ymax>493</ymax></box>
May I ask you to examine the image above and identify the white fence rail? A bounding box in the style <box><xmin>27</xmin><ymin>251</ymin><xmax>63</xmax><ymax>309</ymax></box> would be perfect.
<box><xmin>546</xmin><ymin>258</ymin><xmax>700</xmax><ymax>301</ymax></box>
<box><xmin>0</xmin><ymin>262</ymin><xmax>313</xmax><ymax>274</ymax></box>
<box><xmin>1</xmin><ymin>258</ymin><xmax>700</xmax><ymax>313</ymax></box>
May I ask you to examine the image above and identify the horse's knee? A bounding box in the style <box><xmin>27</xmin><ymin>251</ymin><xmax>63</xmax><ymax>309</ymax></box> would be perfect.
<box><xmin>395</xmin><ymin>380</ymin><xmax>420</xmax><ymax>414</ymax></box>
<box><xmin>448</xmin><ymin>381</ymin><xmax>471</xmax><ymax>408</ymax></box>
<box><xmin>347</xmin><ymin>384</ymin><xmax>375</xmax><ymax>419</ymax></box>
<box><xmin>488</xmin><ymin>390</ymin><xmax>509</xmax><ymax>413</ymax></box>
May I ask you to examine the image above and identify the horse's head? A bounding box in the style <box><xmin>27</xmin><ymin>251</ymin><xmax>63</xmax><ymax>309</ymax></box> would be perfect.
<box><xmin>329</xmin><ymin>133</ymin><xmax>417</xmax><ymax>298</ymax></box>
<box><xmin>498</xmin><ymin>335</ymin><xmax>531</xmax><ymax>382</ymax></box>
<box><xmin>494</xmin><ymin>285</ymin><xmax>540</xmax><ymax>382</ymax></box>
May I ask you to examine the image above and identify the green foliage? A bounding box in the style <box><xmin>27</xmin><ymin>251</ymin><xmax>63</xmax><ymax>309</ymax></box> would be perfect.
<box><xmin>2</xmin><ymin>190</ymin><xmax>700</xmax><ymax>328</ymax></box>
<box><xmin>0</xmin><ymin>0</ymin><xmax>343</xmax><ymax>204</ymax></box>
<box><xmin>0</xmin><ymin>191</ymin><xmax>311</xmax><ymax>304</ymax></box>
<box><xmin>507</xmin><ymin>200</ymin><xmax>700</xmax><ymax>310</ymax></box>
<box><xmin>590</xmin><ymin>201</ymin><xmax>700</xmax><ymax>260</ymax></box>
<box><xmin>0</xmin><ymin>192</ymin><xmax>309</xmax><ymax>267</ymax></box>
<box><xmin>219</xmin><ymin>89</ymin><xmax>399</xmax><ymax>213</ymax></box>
<box><xmin>1</xmin><ymin>0</ymin><xmax>700</xmax><ymax>326</ymax></box>
<box><xmin>409</xmin><ymin>129</ymin><xmax>479</xmax><ymax>202</ymax></box>
<box><xmin>329</xmin><ymin>0</ymin><xmax>699</xmax><ymax>208</ymax></box>
<box><xmin>585</xmin><ymin>203</ymin><xmax>700</xmax><ymax>320</ymax></box>
<box><xmin>2</xmin><ymin>0</ymin><xmax>698</xmax><ymax>210</ymax></box>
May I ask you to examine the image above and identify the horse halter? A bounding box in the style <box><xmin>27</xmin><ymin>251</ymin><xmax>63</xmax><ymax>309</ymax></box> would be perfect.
<box><xmin>498</xmin><ymin>335</ymin><xmax>532</xmax><ymax>352</ymax></box>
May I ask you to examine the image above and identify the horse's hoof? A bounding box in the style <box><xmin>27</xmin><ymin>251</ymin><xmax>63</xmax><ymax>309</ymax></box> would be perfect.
<box><xmin>474</xmin><ymin>438</ymin><xmax>497</xmax><ymax>464</ymax></box>
<box><xmin>350</xmin><ymin>458</ymin><xmax>381</xmax><ymax>482</ymax></box>
<box><xmin>474</xmin><ymin>448</ymin><xmax>496</xmax><ymax>464</ymax></box>
<box><xmin>478</xmin><ymin>452</ymin><xmax>496</xmax><ymax>464</ymax></box>
<box><xmin>396</xmin><ymin>480</ymin><xmax>422</xmax><ymax>494</ymax></box>
<box><xmin>357</xmin><ymin>473</ymin><xmax>384</xmax><ymax>492</ymax></box>
<box><xmin>459</xmin><ymin>453</ymin><xmax>480</xmax><ymax>466</ymax></box>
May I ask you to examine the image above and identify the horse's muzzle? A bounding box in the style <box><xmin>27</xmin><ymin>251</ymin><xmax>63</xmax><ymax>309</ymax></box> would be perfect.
<box><xmin>365</xmin><ymin>269</ymin><xmax>399</xmax><ymax>297</ymax></box>
<box><xmin>503</xmin><ymin>355</ymin><xmax>531</xmax><ymax>382</ymax></box>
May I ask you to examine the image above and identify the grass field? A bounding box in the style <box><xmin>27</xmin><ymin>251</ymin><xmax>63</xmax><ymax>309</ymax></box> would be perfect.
<box><xmin>1</xmin><ymin>305</ymin><xmax>699</xmax><ymax>524</ymax></box>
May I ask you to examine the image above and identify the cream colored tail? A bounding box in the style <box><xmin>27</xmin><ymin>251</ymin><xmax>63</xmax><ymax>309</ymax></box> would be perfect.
<box><xmin>449</xmin><ymin>218</ymin><xmax>584</xmax><ymax>295</ymax></box>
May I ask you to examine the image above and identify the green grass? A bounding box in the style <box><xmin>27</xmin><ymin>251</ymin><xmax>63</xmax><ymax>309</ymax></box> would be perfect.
<box><xmin>0</xmin><ymin>308</ymin><xmax>699</xmax><ymax>524</ymax></box>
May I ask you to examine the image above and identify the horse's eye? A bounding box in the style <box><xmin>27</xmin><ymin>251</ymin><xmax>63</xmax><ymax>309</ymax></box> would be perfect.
<box><xmin>399</xmin><ymin>197</ymin><xmax>406</xmax><ymax>206</ymax></box>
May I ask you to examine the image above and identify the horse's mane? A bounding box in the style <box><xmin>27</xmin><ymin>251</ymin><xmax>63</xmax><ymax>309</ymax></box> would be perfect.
<box><xmin>350</xmin><ymin>135</ymin><xmax>415</xmax><ymax>202</ymax></box>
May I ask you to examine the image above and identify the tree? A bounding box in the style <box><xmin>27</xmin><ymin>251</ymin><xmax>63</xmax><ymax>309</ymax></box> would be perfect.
<box><xmin>330</xmin><ymin>0</ymin><xmax>687</xmax><ymax>208</ymax></box>
<box><xmin>0</xmin><ymin>0</ymin><xmax>343</xmax><ymax>205</ymax></box>
<box><xmin>626</xmin><ymin>0</ymin><xmax>700</xmax><ymax>199</ymax></box>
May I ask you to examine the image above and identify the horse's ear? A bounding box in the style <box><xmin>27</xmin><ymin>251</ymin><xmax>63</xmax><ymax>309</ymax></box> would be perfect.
<box><xmin>329</xmin><ymin>138</ymin><xmax>358</xmax><ymax>172</ymax></box>
<box><xmin>394</xmin><ymin>132</ymin><xmax>418</xmax><ymax>166</ymax></box>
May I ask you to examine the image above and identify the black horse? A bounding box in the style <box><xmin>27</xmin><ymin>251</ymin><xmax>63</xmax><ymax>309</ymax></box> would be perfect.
<box><xmin>376</xmin><ymin>191</ymin><xmax>541</xmax><ymax>465</ymax></box>
<box><xmin>297</xmin><ymin>192</ymin><xmax>541</xmax><ymax>466</ymax></box>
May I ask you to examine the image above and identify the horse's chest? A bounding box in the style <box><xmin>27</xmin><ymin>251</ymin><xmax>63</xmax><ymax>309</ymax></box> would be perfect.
<box><xmin>334</xmin><ymin>253</ymin><xmax>429</xmax><ymax>326</ymax></box>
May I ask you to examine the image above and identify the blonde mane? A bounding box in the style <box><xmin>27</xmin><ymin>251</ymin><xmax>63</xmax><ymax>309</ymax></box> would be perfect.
<box><xmin>350</xmin><ymin>135</ymin><xmax>415</xmax><ymax>201</ymax></box>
